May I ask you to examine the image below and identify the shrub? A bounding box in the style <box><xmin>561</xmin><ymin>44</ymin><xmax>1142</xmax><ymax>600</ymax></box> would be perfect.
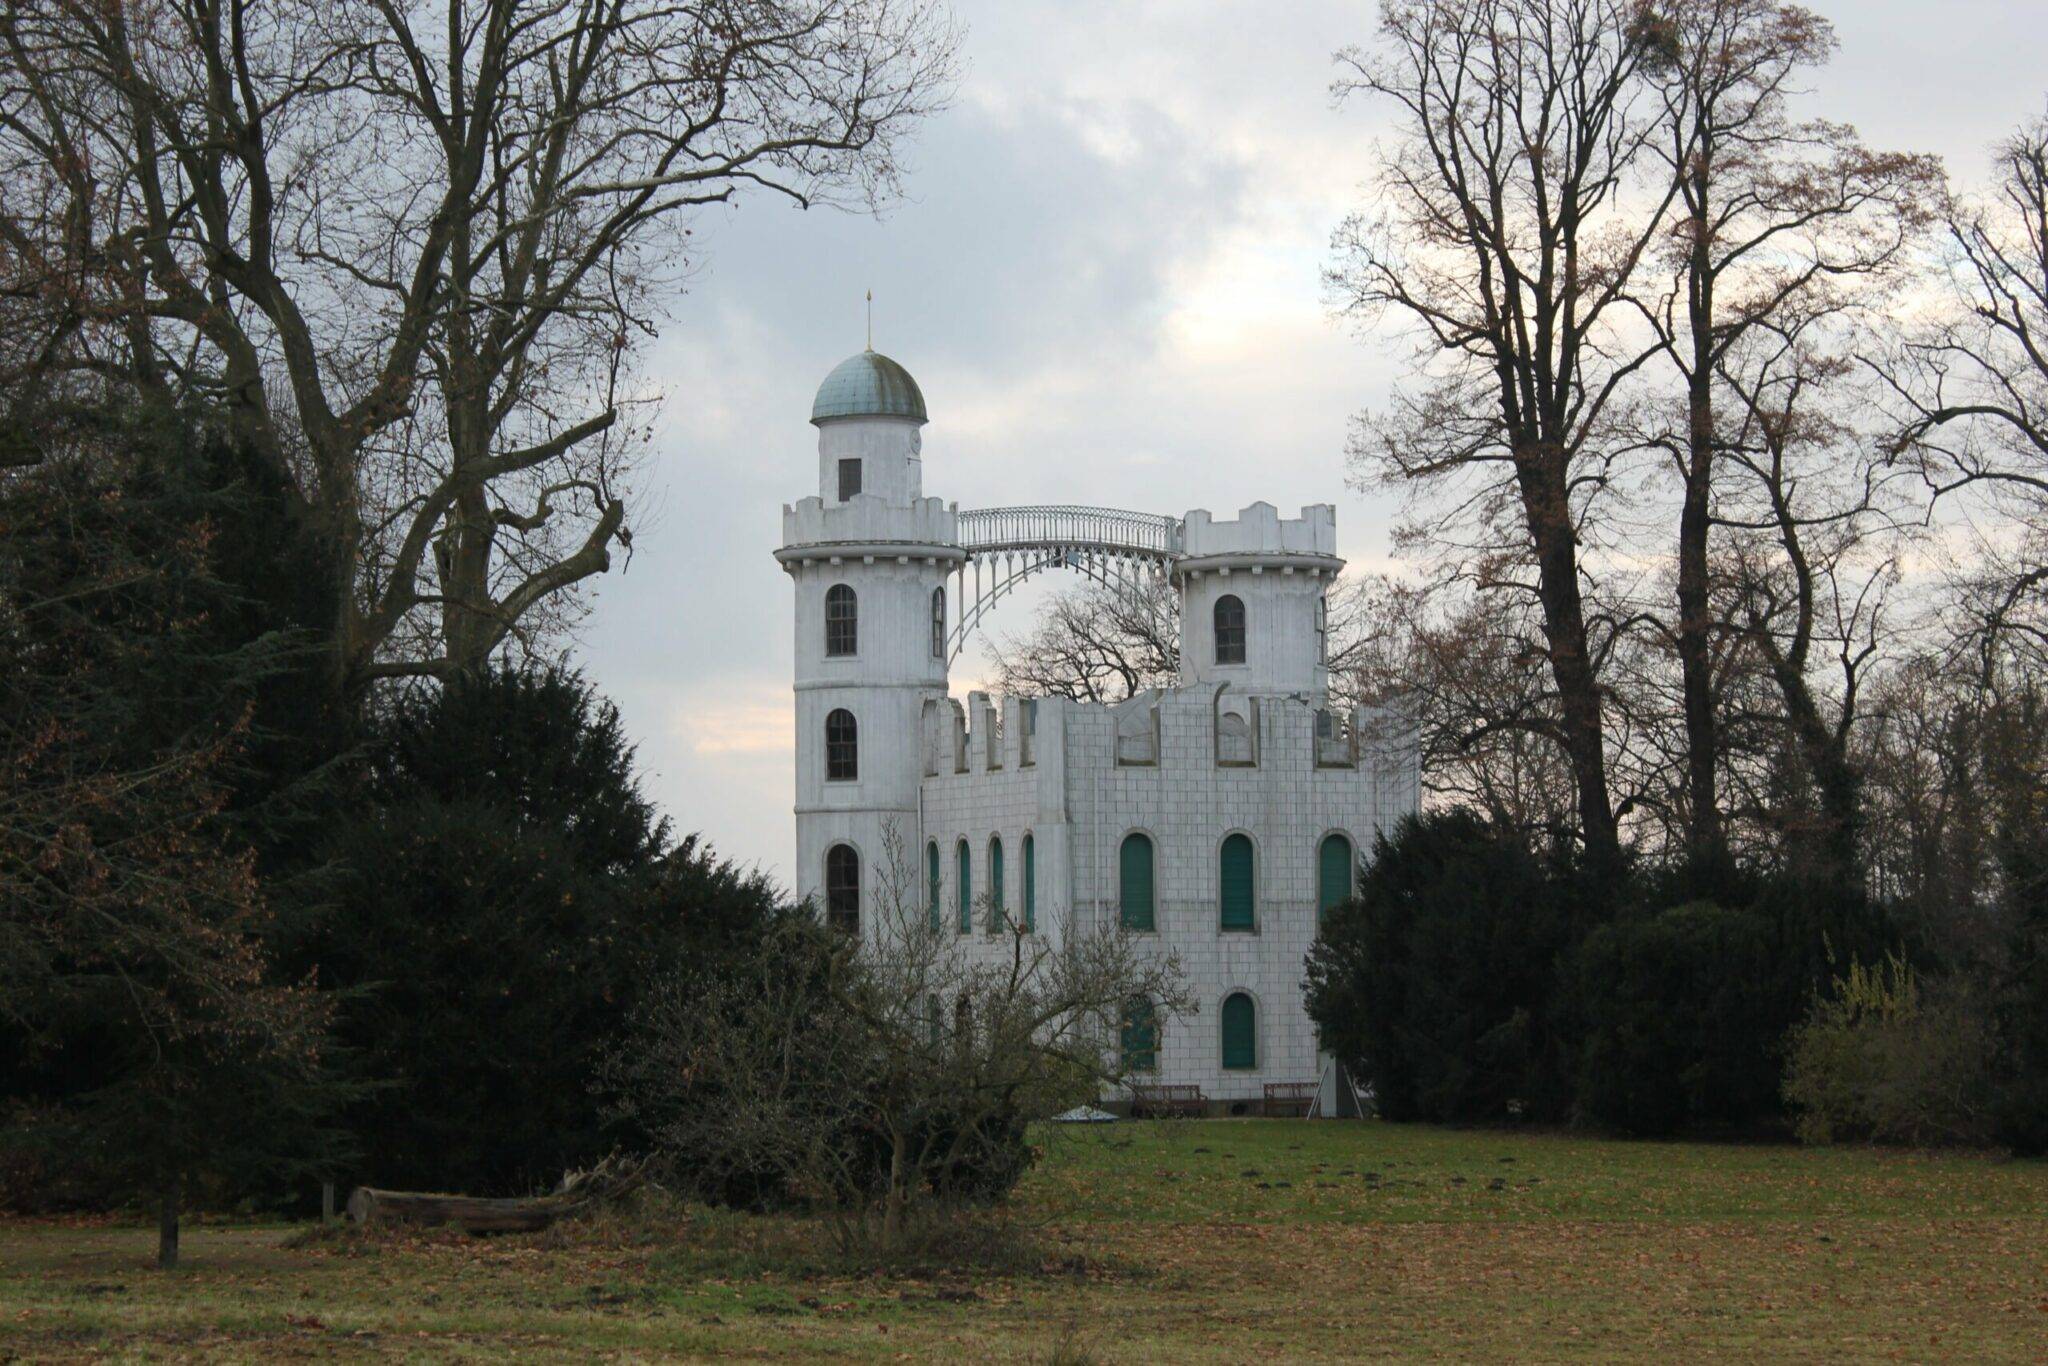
<box><xmin>606</xmin><ymin>881</ymin><xmax>1187</xmax><ymax>1251</ymax></box>
<box><xmin>1304</xmin><ymin>810</ymin><xmax>1576</xmax><ymax>1124</ymax></box>
<box><xmin>1573</xmin><ymin>902</ymin><xmax>1781</xmax><ymax>1136</ymax></box>
<box><xmin>1783</xmin><ymin>953</ymin><xmax>1997</xmax><ymax>1147</ymax></box>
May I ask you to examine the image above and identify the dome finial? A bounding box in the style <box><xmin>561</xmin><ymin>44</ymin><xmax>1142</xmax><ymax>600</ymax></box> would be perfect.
<box><xmin>865</xmin><ymin>289</ymin><xmax>873</xmax><ymax>352</ymax></box>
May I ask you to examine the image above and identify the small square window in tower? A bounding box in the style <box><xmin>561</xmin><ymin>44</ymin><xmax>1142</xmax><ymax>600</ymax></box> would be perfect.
<box><xmin>837</xmin><ymin>458</ymin><xmax>862</xmax><ymax>501</ymax></box>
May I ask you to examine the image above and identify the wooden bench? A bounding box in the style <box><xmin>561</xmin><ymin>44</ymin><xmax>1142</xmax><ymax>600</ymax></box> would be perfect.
<box><xmin>1263</xmin><ymin>1082</ymin><xmax>1316</xmax><ymax>1118</ymax></box>
<box><xmin>1128</xmin><ymin>1083</ymin><xmax>1207</xmax><ymax>1118</ymax></box>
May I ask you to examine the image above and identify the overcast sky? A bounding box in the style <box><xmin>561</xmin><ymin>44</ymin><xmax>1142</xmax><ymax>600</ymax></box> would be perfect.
<box><xmin>575</xmin><ymin>0</ymin><xmax>2048</xmax><ymax>887</ymax></box>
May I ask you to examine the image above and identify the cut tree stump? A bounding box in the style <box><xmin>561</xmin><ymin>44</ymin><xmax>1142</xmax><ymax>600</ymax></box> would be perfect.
<box><xmin>344</xmin><ymin>1187</ymin><xmax>582</xmax><ymax>1235</ymax></box>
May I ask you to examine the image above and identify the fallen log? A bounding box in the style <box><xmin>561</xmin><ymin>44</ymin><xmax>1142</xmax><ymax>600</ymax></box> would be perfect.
<box><xmin>344</xmin><ymin>1187</ymin><xmax>583</xmax><ymax>1234</ymax></box>
<box><xmin>345</xmin><ymin>1155</ymin><xmax>650</xmax><ymax>1235</ymax></box>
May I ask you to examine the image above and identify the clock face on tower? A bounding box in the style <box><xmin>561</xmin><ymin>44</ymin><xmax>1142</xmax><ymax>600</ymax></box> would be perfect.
<box><xmin>909</xmin><ymin>428</ymin><xmax>922</xmax><ymax>457</ymax></box>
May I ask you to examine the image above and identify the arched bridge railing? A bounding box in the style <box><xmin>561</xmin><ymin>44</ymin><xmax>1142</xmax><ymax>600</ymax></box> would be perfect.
<box><xmin>956</xmin><ymin>505</ymin><xmax>1182</xmax><ymax>558</ymax></box>
<box><xmin>946</xmin><ymin>505</ymin><xmax>1183</xmax><ymax>662</ymax></box>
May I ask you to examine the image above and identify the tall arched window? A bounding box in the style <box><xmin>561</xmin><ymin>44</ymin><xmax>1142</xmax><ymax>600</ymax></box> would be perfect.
<box><xmin>1318</xmin><ymin>833</ymin><xmax>1355</xmax><ymax>921</ymax></box>
<box><xmin>1219</xmin><ymin>833</ymin><xmax>1255</xmax><ymax>931</ymax></box>
<box><xmin>1221</xmin><ymin>992</ymin><xmax>1256</xmax><ymax>1070</ymax></box>
<box><xmin>1119</xmin><ymin>833</ymin><xmax>1155</xmax><ymax>932</ymax></box>
<box><xmin>989</xmin><ymin>836</ymin><xmax>1005</xmax><ymax>925</ymax></box>
<box><xmin>824</xmin><ymin>584</ymin><xmax>857</xmax><ymax>656</ymax></box>
<box><xmin>1214</xmin><ymin>594</ymin><xmax>1246</xmax><ymax>665</ymax></box>
<box><xmin>1022</xmin><ymin>833</ymin><xmax>1036</xmax><ymax>932</ymax></box>
<box><xmin>931</xmin><ymin>586</ymin><xmax>946</xmax><ymax>659</ymax></box>
<box><xmin>825</xmin><ymin>709</ymin><xmax>858</xmax><ymax>781</ymax></box>
<box><xmin>1121</xmin><ymin>996</ymin><xmax>1158</xmax><ymax>1073</ymax></box>
<box><xmin>927</xmin><ymin>840</ymin><xmax>942</xmax><ymax>932</ymax></box>
<box><xmin>956</xmin><ymin>839</ymin><xmax>972</xmax><ymax>934</ymax></box>
<box><xmin>825</xmin><ymin>844</ymin><xmax>860</xmax><ymax>935</ymax></box>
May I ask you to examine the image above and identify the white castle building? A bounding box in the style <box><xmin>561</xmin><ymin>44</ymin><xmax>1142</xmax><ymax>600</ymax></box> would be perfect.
<box><xmin>776</xmin><ymin>347</ymin><xmax>1419</xmax><ymax>1110</ymax></box>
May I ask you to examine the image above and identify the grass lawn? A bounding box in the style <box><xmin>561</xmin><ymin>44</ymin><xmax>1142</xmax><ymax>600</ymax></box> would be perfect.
<box><xmin>3</xmin><ymin>1120</ymin><xmax>2046</xmax><ymax>1361</ymax></box>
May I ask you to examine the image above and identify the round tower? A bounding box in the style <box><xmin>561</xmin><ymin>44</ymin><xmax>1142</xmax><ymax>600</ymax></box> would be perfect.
<box><xmin>1174</xmin><ymin>503</ymin><xmax>1344</xmax><ymax>698</ymax></box>
<box><xmin>776</xmin><ymin>350</ymin><xmax>960</xmax><ymax>932</ymax></box>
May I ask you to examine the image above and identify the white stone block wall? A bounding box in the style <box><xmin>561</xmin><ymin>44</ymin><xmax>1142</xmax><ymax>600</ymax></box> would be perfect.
<box><xmin>907</xmin><ymin>682</ymin><xmax>1417</xmax><ymax>1108</ymax></box>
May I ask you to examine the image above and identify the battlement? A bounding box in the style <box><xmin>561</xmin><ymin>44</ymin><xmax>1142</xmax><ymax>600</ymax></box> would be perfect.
<box><xmin>1180</xmin><ymin>502</ymin><xmax>1336</xmax><ymax>561</ymax></box>
<box><xmin>779</xmin><ymin>494</ymin><xmax>959</xmax><ymax>556</ymax></box>
<box><xmin>918</xmin><ymin>683</ymin><xmax>1408</xmax><ymax>781</ymax></box>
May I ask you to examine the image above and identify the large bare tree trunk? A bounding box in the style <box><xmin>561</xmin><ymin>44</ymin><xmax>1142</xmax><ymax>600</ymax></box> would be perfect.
<box><xmin>1518</xmin><ymin>453</ymin><xmax>1622</xmax><ymax>868</ymax></box>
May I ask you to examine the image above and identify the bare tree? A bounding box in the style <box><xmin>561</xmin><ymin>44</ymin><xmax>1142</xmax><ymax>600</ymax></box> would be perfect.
<box><xmin>1330</xmin><ymin>0</ymin><xmax>1679</xmax><ymax>870</ymax></box>
<box><xmin>1886</xmin><ymin>110</ymin><xmax>2048</xmax><ymax>668</ymax></box>
<box><xmin>607</xmin><ymin>822</ymin><xmax>1190</xmax><ymax>1254</ymax></box>
<box><xmin>1635</xmin><ymin>0</ymin><xmax>1937</xmax><ymax>870</ymax></box>
<box><xmin>1332</xmin><ymin>574</ymin><xmax>1582</xmax><ymax>840</ymax></box>
<box><xmin>985</xmin><ymin>575</ymin><xmax>1180</xmax><ymax>703</ymax></box>
<box><xmin>1714</xmin><ymin>315</ymin><xmax>1913</xmax><ymax>882</ymax></box>
<box><xmin>0</xmin><ymin>0</ymin><xmax>956</xmax><ymax>691</ymax></box>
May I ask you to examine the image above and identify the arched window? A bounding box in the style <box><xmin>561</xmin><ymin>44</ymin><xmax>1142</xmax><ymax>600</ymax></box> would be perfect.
<box><xmin>931</xmin><ymin>586</ymin><xmax>946</xmax><ymax>659</ymax></box>
<box><xmin>1214</xmin><ymin>594</ymin><xmax>1246</xmax><ymax>665</ymax></box>
<box><xmin>989</xmin><ymin>836</ymin><xmax>1005</xmax><ymax>924</ymax></box>
<box><xmin>927</xmin><ymin>840</ymin><xmax>942</xmax><ymax>932</ymax></box>
<box><xmin>825</xmin><ymin>844</ymin><xmax>860</xmax><ymax>935</ymax></box>
<box><xmin>956</xmin><ymin>839</ymin><xmax>972</xmax><ymax>934</ymax></box>
<box><xmin>1119</xmin><ymin>832</ymin><xmax>1155</xmax><ymax>932</ymax></box>
<box><xmin>824</xmin><ymin>584</ymin><xmax>857</xmax><ymax>656</ymax></box>
<box><xmin>1219</xmin><ymin>833</ymin><xmax>1255</xmax><ymax>931</ymax></box>
<box><xmin>825</xmin><ymin>709</ymin><xmax>857</xmax><ymax>781</ymax></box>
<box><xmin>1221</xmin><ymin>992</ymin><xmax>1256</xmax><ymax>1070</ymax></box>
<box><xmin>1120</xmin><ymin>996</ymin><xmax>1158</xmax><ymax>1073</ymax></box>
<box><xmin>1022</xmin><ymin>833</ymin><xmax>1036</xmax><ymax>932</ymax></box>
<box><xmin>1318</xmin><ymin>833</ymin><xmax>1355</xmax><ymax>921</ymax></box>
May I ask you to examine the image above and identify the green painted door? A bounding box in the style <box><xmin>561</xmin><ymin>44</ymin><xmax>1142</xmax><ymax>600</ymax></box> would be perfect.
<box><xmin>1219</xmin><ymin>834</ymin><xmax>1254</xmax><ymax>930</ymax></box>
<box><xmin>1119</xmin><ymin>833</ymin><xmax>1154</xmax><ymax>931</ymax></box>
<box><xmin>1318</xmin><ymin>833</ymin><xmax>1354</xmax><ymax>920</ymax></box>
<box><xmin>1221</xmin><ymin>993</ymin><xmax>1256</xmax><ymax>1070</ymax></box>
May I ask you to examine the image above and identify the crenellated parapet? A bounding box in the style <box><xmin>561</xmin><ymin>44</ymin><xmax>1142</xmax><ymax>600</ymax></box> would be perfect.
<box><xmin>777</xmin><ymin>494</ymin><xmax>962</xmax><ymax>565</ymax></box>
<box><xmin>1178</xmin><ymin>501</ymin><xmax>1338</xmax><ymax>570</ymax></box>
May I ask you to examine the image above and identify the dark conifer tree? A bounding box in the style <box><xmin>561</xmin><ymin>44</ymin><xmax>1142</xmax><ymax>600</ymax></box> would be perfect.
<box><xmin>0</xmin><ymin>407</ymin><xmax>353</xmax><ymax>1263</ymax></box>
<box><xmin>295</xmin><ymin>665</ymin><xmax>782</xmax><ymax>1193</ymax></box>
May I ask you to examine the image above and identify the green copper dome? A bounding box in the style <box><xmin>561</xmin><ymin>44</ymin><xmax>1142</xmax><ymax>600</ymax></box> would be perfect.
<box><xmin>810</xmin><ymin>350</ymin><xmax>927</xmax><ymax>425</ymax></box>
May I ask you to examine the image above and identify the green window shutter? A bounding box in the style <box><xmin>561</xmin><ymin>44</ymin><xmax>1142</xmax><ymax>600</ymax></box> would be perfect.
<box><xmin>1221</xmin><ymin>993</ymin><xmax>1256</xmax><ymax>1070</ymax></box>
<box><xmin>1219</xmin><ymin>834</ymin><xmax>1255</xmax><ymax>931</ymax></box>
<box><xmin>990</xmin><ymin>838</ymin><xmax>1005</xmax><ymax>915</ymax></box>
<box><xmin>1318</xmin><ymin>834</ymin><xmax>1354</xmax><ymax>921</ymax></box>
<box><xmin>956</xmin><ymin>842</ymin><xmax>972</xmax><ymax>933</ymax></box>
<box><xmin>1120</xmin><ymin>996</ymin><xmax>1158</xmax><ymax>1072</ymax></box>
<box><xmin>1119</xmin><ymin>834</ymin><xmax>1154</xmax><ymax>931</ymax></box>
<box><xmin>927</xmin><ymin>841</ymin><xmax>942</xmax><ymax>932</ymax></box>
<box><xmin>1022</xmin><ymin>834</ymin><xmax>1036</xmax><ymax>932</ymax></box>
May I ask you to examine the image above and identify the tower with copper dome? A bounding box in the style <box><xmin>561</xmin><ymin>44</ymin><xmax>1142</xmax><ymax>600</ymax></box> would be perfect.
<box><xmin>775</xmin><ymin>349</ymin><xmax>961</xmax><ymax>929</ymax></box>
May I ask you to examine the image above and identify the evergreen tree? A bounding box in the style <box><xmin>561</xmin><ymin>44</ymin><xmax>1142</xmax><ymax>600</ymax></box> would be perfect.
<box><xmin>0</xmin><ymin>409</ymin><xmax>351</xmax><ymax>1263</ymax></box>
<box><xmin>1304</xmin><ymin>811</ymin><xmax>1577</xmax><ymax>1124</ymax></box>
<box><xmin>295</xmin><ymin>665</ymin><xmax>782</xmax><ymax>1193</ymax></box>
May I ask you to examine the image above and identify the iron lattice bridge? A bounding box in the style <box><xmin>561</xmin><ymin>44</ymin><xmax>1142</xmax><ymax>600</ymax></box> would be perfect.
<box><xmin>947</xmin><ymin>505</ymin><xmax>1183</xmax><ymax>663</ymax></box>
